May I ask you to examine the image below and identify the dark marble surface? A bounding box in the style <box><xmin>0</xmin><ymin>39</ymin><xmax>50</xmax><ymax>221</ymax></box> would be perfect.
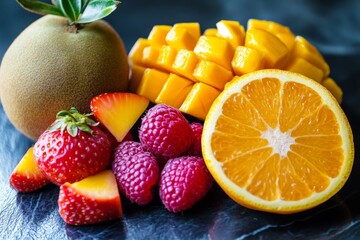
<box><xmin>1</xmin><ymin>0</ymin><xmax>360</xmax><ymax>239</ymax></box>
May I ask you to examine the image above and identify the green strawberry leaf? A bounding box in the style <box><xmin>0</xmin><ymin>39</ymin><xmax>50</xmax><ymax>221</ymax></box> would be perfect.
<box><xmin>85</xmin><ymin>117</ymin><xmax>98</xmax><ymax>127</ymax></box>
<box><xmin>49</xmin><ymin>108</ymin><xmax>96</xmax><ymax>136</ymax></box>
<box><xmin>69</xmin><ymin>107</ymin><xmax>79</xmax><ymax>114</ymax></box>
<box><xmin>77</xmin><ymin>0</ymin><xmax>120</xmax><ymax>24</ymax></box>
<box><xmin>60</xmin><ymin>122</ymin><xmax>67</xmax><ymax>134</ymax></box>
<box><xmin>16</xmin><ymin>0</ymin><xmax>64</xmax><ymax>16</ymax></box>
<box><xmin>48</xmin><ymin>119</ymin><xmax>64</xmax><ymax>132</ymax></box>
<box><xmin>67</xmin><ymin>124</ymin><xmax>78</xmax><ymax>137</ymax></box>
<box><xmin>56</xmin><ymin>109</ymin><xmax>70</xmax><ymax>118</ymax></box>
<box><xmin>78</xmin><ymin>124</ymin><xmax>92</xmax><ymax>133</ymax></box>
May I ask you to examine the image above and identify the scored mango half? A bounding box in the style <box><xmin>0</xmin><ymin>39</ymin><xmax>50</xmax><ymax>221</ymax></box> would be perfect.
<box><xmin>128</xmin><ymin>19</ymin><xmax>342</xmax><ymax>120</ymax></box>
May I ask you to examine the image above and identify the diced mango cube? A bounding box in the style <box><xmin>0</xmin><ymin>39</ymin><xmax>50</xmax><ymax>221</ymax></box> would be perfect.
<box><xmin>292</xmin><ymin>36</ymin><xmax>324</xmax><ymax>58</ymax></box>
<box><xmin>128</xmin><ymin>38</ymin><xmax>151</xmax><ymax>65</ymax></box>
<box><xmin>148</xmin><ymin>25</ymin><xmax>172</xmax><ymax>46</ymax></box>
<box><xmin>193</xmin><ymin>60</ymin><xmax>233</xmax><ymax>90</ymax></box>
<box><xmin>173</xmin><ymin>22</ymin><xmax>201</xmax><ymax>41</ymax></box>
<box><xmin>216</xmin><ymin>20</ymin><xmax>245</xmax><ymax>49</ymax></box>
<box><xmin>275</xmin><ymin>32</ymin><xmax>296</xmax><ymax>51</ymax></box>
<box><xmin>204</xmin><ymin>28</ymin><xmax>218</xmax><ymax>37</ymax></box>
<box><xmin>129</xmin><ymin>65</ymin><xmax>146</xmax><ymax>93</ymax></box>
<box><xmin>194</xmin><ymin>36</ymin><xmax>234</xmax><ymax>71</ymax></box>
<box><xmin>166</xmin><ymin>27</ymin><xmax>197</xmax><ymax>51</ymax></box>
<box><xmin>247</xmin><ymin>19</ymin><xmax>288</xmax><ymax>32</ymax></box>
<box><xmin>155</xmin><ymin>74</ymin><xmax>194</xmax><ymax>108</ymax></box>
<box><xmin>180</xmin><ymin>82</ymin><xmax>221</xmax><ymax>120</ymax></box>
<box><xmin>285</xmin><ymin>57</ymin><xmax>323</xmax><ymax>82</ymax></box>
<box><xmin>231</xmin><ymin>46</ymin><xmax>265</xmax><ymax>75</ymax></box>
<box><xmin>245</xmin><ymin>28</ymin><xmax>289</xmax><ymax>68</ymax></box>
<box><xmin>142</xmin><ymin>46</ymin><xmax>161</xmax><ymax>69</ymax></box>
<box><xmin>157</xmin><ymin>45</ymin><xmax>178</xmax><ymax>72</ymax></box>
<box><xmin>247</xmin><ymin>19</ymin><xmax>295</xmax><ymax>49</ymax></box>
<box><xmin>289</xmin><ymin>36</ymin><xmax>330</xmax><ymax>77</ymax></box>
<box><xmin>322</xmin><ymin>77</ymin><xmax>343</xmax><ymax>103</ymax></box>
<box><xmin>136</xmin><ymin>68</ymin><xmax>169</xmax><ymax>102</ymax></box>
<box><xmin>172</xmin><ymin>49</ymin><xmax>199</xmax><ymax>81</ymax></box>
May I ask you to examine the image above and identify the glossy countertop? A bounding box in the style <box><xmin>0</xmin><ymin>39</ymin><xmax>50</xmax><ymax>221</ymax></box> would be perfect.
<box><xmin>1</xmin><ymin>0</ymin><xmax>360</xmax><ymax>239</ymax></box>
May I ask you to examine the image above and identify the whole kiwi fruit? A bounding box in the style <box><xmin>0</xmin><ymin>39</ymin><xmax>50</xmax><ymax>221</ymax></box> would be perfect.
<box><xmin>0</xmin><ymin>1</ymin><xmax>129</xmax><ymax>140</ymax></box>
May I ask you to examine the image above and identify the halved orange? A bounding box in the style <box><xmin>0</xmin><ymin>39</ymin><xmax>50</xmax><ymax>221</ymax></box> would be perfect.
<box><xmin>202</xmin><ymin>69</ymin><xmax>354</xmax><ymax>214</ymax></box>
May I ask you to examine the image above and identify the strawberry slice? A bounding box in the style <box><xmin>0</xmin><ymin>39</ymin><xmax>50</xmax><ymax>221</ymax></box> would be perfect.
<box><xmin>58</xmin><ymin>170</ymin><xmax>122</xmax><ymax>225</ymax></box>
<box><xmin>90</xmin><ymin>93</ymin><xmax>149</xmax><ymax>142</ymax></box>
<box><xmin>10</xmin><ymin>147</ymin><xmax>49</xmax><ymax>193</ymax></box>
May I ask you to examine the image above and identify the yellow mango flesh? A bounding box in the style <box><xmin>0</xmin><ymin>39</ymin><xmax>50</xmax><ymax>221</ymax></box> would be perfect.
<box><xmin>193</xmin><ymin>60</ymin><xmax>233</xmax><ymax>90</ymax></box>
<box><xmin>172</xmin><ymin>49</ymin><xmax>198</xmax><ymax>81</ymax></box>
<box><xmin>245</xmin><ymin>28</ymin><xmax>289</xmax><ymax>68</ymax></box>
<box><xmin>128</xmin><ymin>38</ymin><xmax>150</xmax><ymax>65</ymax></box>
<box><xmin>136</xmin><ymin>68</ymin><xmax>169</xmax><ymax>102</ymax></box>
<box><xmin>157</xmin><ymin>45</ymin><xmax>178</xmax><ymax>72</ymax></box>
<box><xmin>247</xmin><ymin>19</ymin><xmax>295</xmax><ymax>49</ymax></box>
<box><xmin>290</xmin><ymin>36</ymin><xmax>330</xmax><ymax>77</ymax></box>
<box><xmin>322</xmin><ymin>77</ymin><xmax>343</xmax><ymax>103</ymax></box>
<box><xmin>148</xmin><ymin>25</ymin><xmax>172</xmax><ymax>46</ymax></box>
<box><xmin>173</xmin><ymin>22</ymin><xmax>201</xmax><ymax>40</ymax></box>
<box><xmin>142</xmin><ymin>46</ymin><xmax>161</xmax><ymax>69</ymax></box>
<box><xmin>231</xmin><ymin>46</ymin><xmax>265</xmax><ymax>75</ymax></box>
<box><xmin>128</xmin><ymin>19</ymin><xmax>342</xmax><ymax>120</ymax></box>
<box><xmin>204</xmin><ymin>28</ymin><xmax>218</xmax><ymax>37</ymax></box>
<box><xmin>180</xmin><ymin>82</ymin><xmax>221</xmax><ymax>120</ymax></box>
<box><xmin>194</xmin><ymin>36</ymin><xmax>234</xmax><ymax>71</ymax></box>
<box><xmin>166</xmin><ymin>27</ymin><xmax>198</xmax><ymax>50</ymax></box>
<box><xmin>216</xmin><ymin>20</ymin><xmax>246</xmax><ymax>49</ymax></box>
<box><xmin>155</xmin><ymin>74</ymin><xmax>194</xmax><ymax>108</ymax></box>
<box><xmin>285</xmin><ymin>57</ymin><xmax>323</xmax><ymax>82</ymax></box>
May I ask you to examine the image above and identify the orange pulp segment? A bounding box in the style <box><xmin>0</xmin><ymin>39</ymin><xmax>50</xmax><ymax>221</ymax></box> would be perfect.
<box><xmin>202</xmin><ymin>69</ymin><xmax>354</xmax><ymax>214</ymax></box>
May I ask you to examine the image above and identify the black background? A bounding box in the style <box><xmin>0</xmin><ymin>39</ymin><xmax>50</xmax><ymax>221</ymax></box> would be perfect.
<box><xmin>1</xmin><ymin>0</ymin><xmax>360</xmax><ymax>239</ymax></box>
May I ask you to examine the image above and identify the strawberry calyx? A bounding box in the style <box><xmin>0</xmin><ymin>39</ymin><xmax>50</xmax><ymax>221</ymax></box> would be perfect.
<box><xmin>48</xmin><ymin>107</ymin><xmax>98</xmax><ymax>137</ymax></box>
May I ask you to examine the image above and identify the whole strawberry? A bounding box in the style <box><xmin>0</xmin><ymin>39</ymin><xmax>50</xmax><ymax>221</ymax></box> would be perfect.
<box><xmin>159</xmin><ymin>156</ymin><xmax>213</xmax><ymax>213</ymax></box>
<box><xmin>139</xmin><ymin>104</ymin><xmax>193</xmax><ymax>158</ymax></box>
<box><xmin>34</xmin><ymin>107</ymin><xmax>111</xmax><ymax>185</ymax></box>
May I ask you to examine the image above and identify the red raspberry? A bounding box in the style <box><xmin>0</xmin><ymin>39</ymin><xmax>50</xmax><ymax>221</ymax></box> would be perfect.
<box><xmin>113</xmin><ymin>141</ymin><xmax>145</xmax><ymax>161</ymax></box>
<box><xmin>112</xmin><ymin>151</ymin><xmax>159</xmax><ymax>205</ymax></box>
<box><xmin>159</xmin><ymin>156</ymin><xmax>213</xmax><ymax>212</ymax></box>
<box><xmin>184</xmin><ymin>122</ymin><xmax>203</xmax><ymax>157</ymax></box>
<box><xmin>114</xmin><ymin>140</ymin><xmax>168</xmax><ymax>167</ymax></box>
<box><xmin>139</xmin><ymin>104</ymin><xmax>193</xmax><ymax>158</ymax></box>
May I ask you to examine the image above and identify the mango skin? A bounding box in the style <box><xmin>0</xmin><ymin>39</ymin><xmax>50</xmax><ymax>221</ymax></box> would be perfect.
<box><xmin>0</xmin><ymin>15</ymin><xmax>129</xmax><ymax>140</ymax></box>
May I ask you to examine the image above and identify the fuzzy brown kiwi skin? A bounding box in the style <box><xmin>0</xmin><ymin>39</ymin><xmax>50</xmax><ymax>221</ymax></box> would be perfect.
<box><xmin>0</xmin><ymin>15</ymin><xmax>129</xmax><ymax>140</ymax></box>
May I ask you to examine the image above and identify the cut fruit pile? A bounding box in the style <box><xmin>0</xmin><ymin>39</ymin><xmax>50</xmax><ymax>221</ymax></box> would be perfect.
<box><xmin>202</xmin><ymin>69</ymin><xmax>354</xmax><ymax>214</ymax></box>
<box><xmin>9</xmin><ymin>93</ymin><xmax>212</xmax><ymax>225</ymax></box>
<box><xmin>7</xmin><ymin>18</ymin><xmax>354</xmax><ymax>225</ymax></box>
<box><xmin>128</xmin><ymin>19</ymin><xmax>343</xmax><ymax>121</ymax></box>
